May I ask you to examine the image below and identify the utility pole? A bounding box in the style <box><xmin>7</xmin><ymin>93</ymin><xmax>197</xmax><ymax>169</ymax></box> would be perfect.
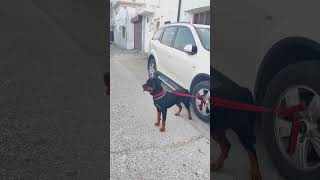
<box><xmin>177</xmin><ymin>0</ymin><xmax>182</xmax><ymax>22</ymax></box>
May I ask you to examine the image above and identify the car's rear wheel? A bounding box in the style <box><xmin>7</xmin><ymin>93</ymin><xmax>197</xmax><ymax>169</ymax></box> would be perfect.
<box><xmin>262</xmin><ymin>61</ymin><xmax>320</xmax><ymax>180</ymax></box>
<box><xmin>148</xmin><ymin>58</ymin><xmax>157</xmax><ymax>79</ymax></box>
<box><xmin>191</xmin><ymin>80</ymin><xmax>210</xmax><ymax>122</ymax></box>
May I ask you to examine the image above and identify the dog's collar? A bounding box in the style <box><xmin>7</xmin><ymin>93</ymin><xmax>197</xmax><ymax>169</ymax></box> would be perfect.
<box><xmin>153</xmin><ymin>91</ymin><xmax>166</xmax><ymax>100</ymax></box>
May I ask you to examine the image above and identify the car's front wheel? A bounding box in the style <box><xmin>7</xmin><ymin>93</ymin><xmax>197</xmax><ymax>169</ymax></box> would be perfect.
<box><xmin>191</xmin><ymin>80</ymin><xmax>210</xmax><ymax>122</ymax></box>
<box><xmin>148</xmin><ymin>58</ymin><xmax>157</xmax><ymax>79</ymax></box>
<box><xmin>262</xmin><ymin>61</ymin><xmax>320</xmax><ymax>180</ymax></box>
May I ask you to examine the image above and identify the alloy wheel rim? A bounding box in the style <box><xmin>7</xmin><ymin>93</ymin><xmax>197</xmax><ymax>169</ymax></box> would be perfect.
<box><xmin>149</xmin><ymin>63</ymin><xmax>155</xmax><ymax>78</ymax></box>
<box><xmin>274</xmin><ymin>85</ymin><xmax>320</xmax><ymax>171</ymax></box>
<box><xmin>195</xmin><ymin>88</ymin><xmax>210</xmax><ymax>116</ymax></box>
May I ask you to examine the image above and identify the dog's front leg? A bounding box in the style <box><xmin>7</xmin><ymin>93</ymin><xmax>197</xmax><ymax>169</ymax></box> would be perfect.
<box><xmin>155</xmin><ymin>111</ymin><xmax>161</xmax><ymax>126</ymax></box>
<box><xmin>211</xmin><ymin>133</ymin><xmax>231</xmax><ymax>172</ymax></box>
<box><xmin>160</xmin><ymin>110</ymin><xmax>167</xmax><ymax>132</ymax></box>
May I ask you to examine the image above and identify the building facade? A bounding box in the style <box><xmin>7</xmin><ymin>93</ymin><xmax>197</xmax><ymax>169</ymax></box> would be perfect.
<box><xmin>110</xmin><ymin>0</ymin><xmax>210</xmax><ymax>52</ymax></box>
<box><xmin>110</xmin><ymin>0</ymin><xmax>145</xmax><ymax>49</ymax></box>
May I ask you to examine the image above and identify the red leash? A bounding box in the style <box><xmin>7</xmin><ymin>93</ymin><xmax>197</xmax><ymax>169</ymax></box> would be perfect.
<box><xmin>211</xmin><ymin>97</ymin><xmax>304</xmax><ymax>156</ymax></box>
<box><xmin>170</xmin><ymin>90</ymin><xmax>304</xmax><ymax>156</ymax></box>
<box><xmin>170</xmin><ymin>91</ymin><xmax>207</xmax><ymax>111</ymax></box>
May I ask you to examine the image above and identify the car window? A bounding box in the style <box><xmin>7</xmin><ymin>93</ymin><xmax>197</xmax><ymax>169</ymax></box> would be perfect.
<box><xmin>173</xmin><ymin>27</ymin><xmax>196</xmax><ymax>51</ymax></box>
<box><xmin>160</xmin><ymin>27</ymin><xmax>178</xmax><ymax>47</ymax></box>
<box><xmin>152</xmin><ymin>28</ymin><xmax>164</xmax><ymax>40</ymax></box>
<box><xmin>195</xmin><ymin>27</ymin><xmax>210</xmax><ymax>51</ymax></box>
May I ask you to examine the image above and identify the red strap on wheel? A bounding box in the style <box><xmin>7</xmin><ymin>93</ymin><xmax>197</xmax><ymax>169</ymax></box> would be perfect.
<box><xmin>211</xmin><ymin>97</ymin><xmax>304</xmax><ymax>156</ymax></box>
<box><xmin>169</xmin><ymin>91</ymin><xmax>304</xmax><ymax>156</ymax></box>
<box><xmin>170</xmin><ymin>91</ymin><xmax>207</xmax><ymax>111</ymax></box>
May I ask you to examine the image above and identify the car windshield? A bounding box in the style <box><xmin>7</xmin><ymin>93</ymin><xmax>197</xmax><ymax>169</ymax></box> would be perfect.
<box><xmin>195</xmin><ymin>27</ymin><xmax>210</xmax><ymax>51</ymax></box>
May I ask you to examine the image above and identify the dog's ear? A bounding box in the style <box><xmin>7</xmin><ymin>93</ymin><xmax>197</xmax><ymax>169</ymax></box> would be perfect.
<box><xmin>153</xmin><ymin>78</ymin><xmax>163</xmax><ymax>91</ymax></box>
<box><xmin>156</xmin><ymin>78</ymin><xmax>162</xmax><ymax>84</ymax></box>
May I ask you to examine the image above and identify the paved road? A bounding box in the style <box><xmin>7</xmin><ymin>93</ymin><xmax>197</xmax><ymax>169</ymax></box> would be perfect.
<box><xmin>110</xmin><ymin>45</ymin><xmax>210</xmax><ymax>179</ymax></box>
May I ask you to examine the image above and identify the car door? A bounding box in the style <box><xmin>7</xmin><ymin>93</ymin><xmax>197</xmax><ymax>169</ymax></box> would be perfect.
<box><xmin>170</xmin><ymin>26</ymin><xmax>197</xmax><ymax>88</ymax></box>
<box><xmin>157</xmin><ymin>26</ymin><xmax>178</xmax><ymax>79</ymax></box>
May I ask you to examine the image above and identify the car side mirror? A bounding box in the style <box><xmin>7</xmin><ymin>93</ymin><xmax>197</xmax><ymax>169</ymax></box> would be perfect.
<box><xmin>183</xmin><ymin>44</ymin><xmax>197</xmax><ymax>55</ymax></box>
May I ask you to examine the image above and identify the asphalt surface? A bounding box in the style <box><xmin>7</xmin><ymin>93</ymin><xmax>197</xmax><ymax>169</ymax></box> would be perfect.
<box><xmin>110</xmin><ymin>44</ymin><xmax>210</xmax><ymax>179</ymax></box>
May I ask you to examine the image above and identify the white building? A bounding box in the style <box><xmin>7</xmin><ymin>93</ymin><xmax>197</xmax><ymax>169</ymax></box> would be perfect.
<box><xmin>110</xmin><ymin>0</ymin><xmax>210</xmax><ymax>52</ymax></box>
<box><xmin>110</xmin><ymin>0</ymin><xmax>145</xmax><ymax>49</ymax></box>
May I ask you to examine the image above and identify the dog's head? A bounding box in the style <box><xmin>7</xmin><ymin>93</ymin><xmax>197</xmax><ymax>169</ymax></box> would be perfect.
<box><xmin>142</xmin><ymin>78</ymin><xmax>163</xmax><ymax>95</ymax></box>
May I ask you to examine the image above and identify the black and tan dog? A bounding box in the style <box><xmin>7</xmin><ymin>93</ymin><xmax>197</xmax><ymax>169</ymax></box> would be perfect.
<box><xmin>143</xmin><ymin>78</ymin><xmax>192</xmax><ymax>132</ymax></box>
<box><xmin>211</xmin><ymin>86</ymin><xmax>262</xmax><ymax>180</ymax></box>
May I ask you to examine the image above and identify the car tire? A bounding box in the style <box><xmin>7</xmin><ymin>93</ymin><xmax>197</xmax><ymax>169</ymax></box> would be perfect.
<box><xmin>148</xmin><ymin>58</ymin><xmax>158</xmax><ymax>79</ymax></box>
<box><xmin>262</xmin><ymin>61</ymin><xmax>320</xmax><ymax>180</ymax></box>
<box><xmin>191</xmin><ymin>80</ymin><xmax>210</xmax><ymax>122</ymax></box>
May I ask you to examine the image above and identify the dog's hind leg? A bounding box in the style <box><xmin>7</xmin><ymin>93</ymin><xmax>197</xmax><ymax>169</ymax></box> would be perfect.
<box><xmin>182</xmin><ymin>98</ymin><xmax>192</xmax><ymax>120</ymax></box>
<box><xmin>174</xmin><ymin>103</ymin><xmax>182</xmax><ymax>116</ymax></box>
<box><xmin>237</xmin><ymin>133</ymin><xmax>262</xmax><ymax>180</ymax></box>
<box><xmin>211</xmin><ymin>132</ymin><xmax>231</xmax><ymax>172</ymax></box>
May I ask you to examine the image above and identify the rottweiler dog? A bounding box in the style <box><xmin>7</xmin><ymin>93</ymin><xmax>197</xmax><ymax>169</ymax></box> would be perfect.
<box><xmin>211</xmin><ymin>86</ymin><xmax>262</xmax><ymax>180</ymax></box>
<box><xmin>142</xmin><ymin>78</ymin><xmax>192</xmax><ymax>132</ymax></box>
<box><xmin>104</xmin><ymin>72</ymin><xmax>110</xmax><ymax>95</ymax></box>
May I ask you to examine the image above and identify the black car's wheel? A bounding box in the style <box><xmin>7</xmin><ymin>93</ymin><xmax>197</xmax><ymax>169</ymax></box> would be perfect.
<box><xmin>262</xmin><ymin>61</ymin><xmax>320</xmax><ymax>180</ymax></box>
<box><xmin>191</xmin><ymin>80</ymin><xmax>210</xmax><ymax>122</ymax></box>
<box><xmin>148</xmin><ymin>58</ymin><xmax>158</xmax><ymax>79</ymax></box>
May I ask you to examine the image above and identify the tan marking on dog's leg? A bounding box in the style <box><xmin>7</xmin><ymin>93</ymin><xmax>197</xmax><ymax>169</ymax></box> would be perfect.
<box><xmin>211</xmin><ymin>133</ymin><xmax>229</xmax><ymax>172</ymax></box>
<box><xmin>160</xmin><ymin>121</ymin><xmax>166</xmax><ymax>132</ymax></box>
<box><xmin>155</xmin><ymin>111</ymin><xmax>161</xmax><ymax>126</ymax></box>
<box><xmin>187</xmin><ymin>109</ymin><xmax>192</xmax><ymax>120</ymax></box>
<box><xmin>174</xmin><ymin>103</ymin><xmax>182</xmax><ymax>116</ymax></box>
<box><xmin>248</xmin><ymin>151</ymin><xmax>262</xmax><ymax>180</ymax></box>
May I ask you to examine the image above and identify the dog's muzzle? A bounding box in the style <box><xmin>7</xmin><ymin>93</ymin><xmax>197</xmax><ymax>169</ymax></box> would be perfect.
<box><xmin>142</xmin><ymin>84</ymin><xmax>148</xmax><ymax>91</ymax></box>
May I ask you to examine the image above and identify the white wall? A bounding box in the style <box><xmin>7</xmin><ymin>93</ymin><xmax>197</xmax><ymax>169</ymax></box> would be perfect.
<box><xmin>112</xmin><ymin>1</ymin><xmax>146</xmax><ymax>50</ymax></box>
<box><xmin>113</xmin><ymin>6</ymin><xmax>127</xmax><ymax>49</ymax></box>
<box><xmin>112</xmin><ymin>5</ymin><xmax>138</xmax><ymax>50</ymax></box>
<box><xmin>126</xmin><ymin>7</ymin><xmax>137</xmax><ymax>49</ymax></box>
<box><xmin>142</xmin><ymin>15</ymin><xmax>154</xmax><ymax>52</ymax></box>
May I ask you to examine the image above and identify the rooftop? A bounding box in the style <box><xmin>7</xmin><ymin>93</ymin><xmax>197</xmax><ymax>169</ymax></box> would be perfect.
<box><xmin>112</xmin><ymin>0</ymin><xmax>145</xmax><ymax>9</ymax></box>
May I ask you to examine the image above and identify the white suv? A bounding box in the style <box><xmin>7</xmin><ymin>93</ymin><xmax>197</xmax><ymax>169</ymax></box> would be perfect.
<box><xmin>147</xmin><ymin>23</ymin><xmax>210</xmax><ymax>121</ymax></box>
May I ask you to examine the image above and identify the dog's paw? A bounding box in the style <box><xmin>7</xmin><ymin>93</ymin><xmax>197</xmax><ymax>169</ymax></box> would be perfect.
<box><xmin>160</xmin><ymin>127</ymin><xmax>165</xmax><ymax>132</ymax></box>
<box><xmin>188</xmin><ymin>116</ymin><xmax>192</xmax><ymax>120</ymax></box>
<box><xmin>211</xmin><ymin>163</ymin><xmax>222</xmax><ymax>172</ymax></box>
<box><xmin>155</xmin><ymin>122</ymin><xmax>160</xmax><ymax>126</ymax></box>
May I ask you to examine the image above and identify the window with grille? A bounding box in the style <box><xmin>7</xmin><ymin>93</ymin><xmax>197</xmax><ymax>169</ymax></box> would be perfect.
<box><xmin>193</xmin><ymin>11</ymin><xmax>210</xmax><ymax>25</ymax></box>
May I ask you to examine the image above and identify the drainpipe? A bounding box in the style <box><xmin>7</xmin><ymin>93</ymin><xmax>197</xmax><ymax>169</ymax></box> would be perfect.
<box><xmin>177</xmin><ymin>0</ymin><xmax>182</xmax><ymax>22</ymax></box>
